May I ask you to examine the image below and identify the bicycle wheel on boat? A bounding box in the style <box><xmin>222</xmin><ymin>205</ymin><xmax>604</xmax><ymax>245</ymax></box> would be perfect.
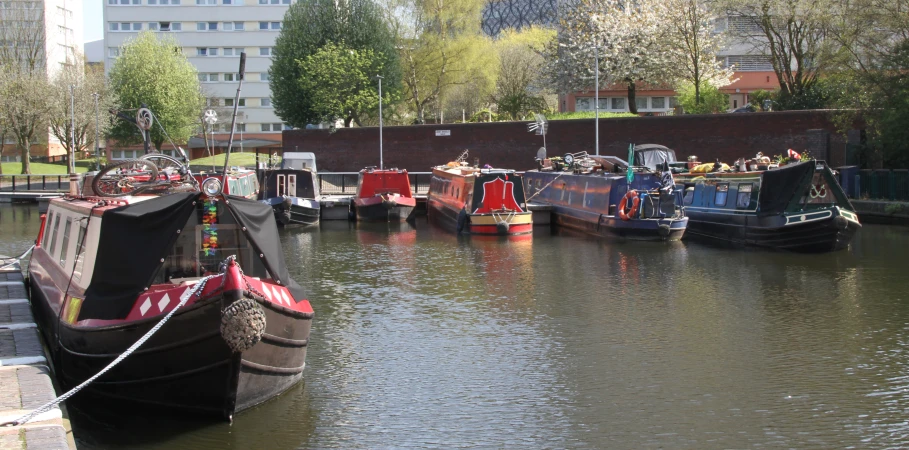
<box><xmin>140</xmin><ymin>153</ymin><xmax>199</xmax><ymax>194</ymax></box>
<box><xmin>92</xmin><ymin>159</ymin><xmax>161</xmax><ymax>197</ymax></box>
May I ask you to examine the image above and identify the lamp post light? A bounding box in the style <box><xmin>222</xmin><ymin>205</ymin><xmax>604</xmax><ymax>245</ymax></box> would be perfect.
<box><xmin>376</xmin><ymin>74</ymin><xmax>383</xmax><ymax>170</ymax></box>
<box><xmin>92</xmin><ymin>93</ymin><xmax>99</xmax><ymax>170</ymax></box>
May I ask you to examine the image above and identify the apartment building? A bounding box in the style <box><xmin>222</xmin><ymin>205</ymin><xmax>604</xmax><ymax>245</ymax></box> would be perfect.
<box><xmin>0</xmin><ymin>0</ymin><xmax>84</xmax><ymax>161</ymax></box>
<box><xmin>103</xmin><ymin>0</ymin><xmax>291</xmax><ymax>157</ymax></box>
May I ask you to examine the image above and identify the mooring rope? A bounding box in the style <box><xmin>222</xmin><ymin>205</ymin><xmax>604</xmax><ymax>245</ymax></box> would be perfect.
<box><xmin>0</xmin><ymin>245</ymin><xmax>35</xmax><ymax>272</ymax></box>
<box><xmin>0</xmin><ymin>261</ymin><xmax>230</xmax><ymax>427</ymax></box>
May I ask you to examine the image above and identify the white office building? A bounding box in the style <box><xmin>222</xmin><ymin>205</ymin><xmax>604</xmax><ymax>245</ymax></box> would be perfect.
<box><xmin>102</xmin><ymin>0</ymin><xmax>291</xmax><ymax>139</ymax></box>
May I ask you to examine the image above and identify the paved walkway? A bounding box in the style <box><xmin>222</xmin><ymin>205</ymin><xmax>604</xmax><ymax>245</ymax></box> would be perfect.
<box><xmin>0</xmin><ymin>258</ymin><xmax>75</xmax><ymax>450</ymax></box>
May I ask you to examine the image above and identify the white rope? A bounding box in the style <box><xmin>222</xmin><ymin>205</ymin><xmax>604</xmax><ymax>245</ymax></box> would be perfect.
<box><xmin>0</xmin><ymin>245</ymin><xmax>34</xmax><ymax>271</ymax></box>
<box><xmin>1</xmin><ymin>268</ymin><xmax>224</xmax><ymax>427</ymax></box>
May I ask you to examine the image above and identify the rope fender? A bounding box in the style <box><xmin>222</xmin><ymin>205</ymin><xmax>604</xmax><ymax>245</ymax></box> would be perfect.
<box><xmin>220</xmin><ymin>298</ymin><xmax>266</xmax><ymax>353</ymax></box>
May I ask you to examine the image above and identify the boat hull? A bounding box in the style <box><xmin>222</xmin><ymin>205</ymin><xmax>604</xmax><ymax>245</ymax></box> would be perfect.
<box><xmin>683</xmin><ymin>207</ymin><xmax>860</xmax><ymax>252</ymax></box>
<box><xmin>355</xmin><ymin>196</ymin><xmax>416</xmax><ymax>222</ymax></box>
<box><xmin>28</xmin><ymin>275</ymin><xmax>312</xmax><ymax>419</ymax></box>
<box><xmin>523</xmin><ymin>170</ymin><xmax>687</xmax><ymax>241</ymax></box>
<box><xmin>266</xmin><ymin>197</ymin><xmax>320</xmax><ymax>227</ymax></box>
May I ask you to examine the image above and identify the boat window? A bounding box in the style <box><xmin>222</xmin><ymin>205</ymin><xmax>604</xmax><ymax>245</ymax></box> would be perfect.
<box><xmin>59</xmin><ymin>218</ymin><xmax>72</xmax><ymax>267</ymax></box>
<box><xmin>683</xmin><ymin>187</ymin><xmax>694</xmax><ymax>205</ymax></box>
<box><xmin>714</xmin><ymin>183</ymin><xmax>729</xmax><ymax>206</ymax></box>
<box><xmin>736</xmin><ymin>183</ymin><xmax>753</xmax><ymax>208</ymax></box>
<box><xmin>48</xmin><ymin>214</ymin><xmax>61</xmax><ymax>259</ymax></box>
<box><xmin>42</xmin><ymin>212</ymin><xmax>55</xmax><ymax>249</ymax></box>
<box><xmin>73</xmin><ymin>220</ymin><xmax>88</xmax><ymax>281</ymax></box>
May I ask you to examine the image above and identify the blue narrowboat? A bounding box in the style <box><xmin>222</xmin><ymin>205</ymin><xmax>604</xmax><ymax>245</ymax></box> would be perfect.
<box><xmin>523</xmin><ymin>146</ymin><xmax>687</xmax><ymax>241</ymax></box>
<box><xmin>673</xmin><ymin>158</ymin><xmax>861</xmax><ymax>252</ymax></box>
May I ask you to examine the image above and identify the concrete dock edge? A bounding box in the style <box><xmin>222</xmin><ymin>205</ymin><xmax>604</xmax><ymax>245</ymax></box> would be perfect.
<box><xmin>0</xmin><ymin>259</ymin><xmax>76</xmax><ymax>450</ymax></box>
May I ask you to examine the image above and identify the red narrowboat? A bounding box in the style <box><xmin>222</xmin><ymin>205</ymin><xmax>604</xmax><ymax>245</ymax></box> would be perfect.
<box><xmin>354</xmin><ymin>167</ymin><xmax>416</xmax><ymax>222</ymax></box>
<box><xmin>427</xmin><ymin>152</ymin><xmax>533</xmax><ymax>236</ymax></box>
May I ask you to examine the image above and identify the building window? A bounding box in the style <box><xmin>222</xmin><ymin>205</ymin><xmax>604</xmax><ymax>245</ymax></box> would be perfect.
<box><xmin>224</xmin><ymin>98</ymin><xmax>245</xmax><ymax>107</ymax></box>
<box><xmin>199</xmin><ymin>73</ymin><xmax>218</xmax><ymax>82</ymax></box>
<box><xmin>195</xmin><ymin>0</ymin><xmax>216</xmax><ymax>4</ymax></box>
<box><xmin>223</xmin><ymin>47</ymin><xmax>244</xmax><ymax>56</ymax></box>
<box><xmin>236</xmin><ymin>123</ymin><xmax>246</xmax><ymax>132</ymax></box>
<box><xmin>197</xmin><ymin>22</ymin><xmax>217</xmax><ymax>31</ymax></box>
<box><xmin>259</xmin><ymin>47</ymin><xmax>272</xmax><ymax>56</ymax></box>
<box><xmin>224</xmin><ymin>73</ymin><xmax>234</xmax><ymax>82</ymax></box>
<box><xmin>651</xmin><ymin>97</ymin><xmax>666</xmax><ymax>109</ymax></box>
<box><xmin>197</xmin><ymin>47</ymin><xmax>217</xmax><ymax>56</ymax></box>
<box><xmin>148</xmin><ymin>22</ymin><xmax>158</xmax><ymax>30</ymax></box>
<box><xmin>260</xmin><ymin>98</ymin><xmax>271</xmax><ymax>107</ymax></box>
<box><xmin>261</xmin><ymin>123</ymin><xmax>271</xmax><ymax>131</ymax></box>
<box><xmin>260</xmin><ymin>72</ymin><xmax>270</xmax><ymax>81</ymax></box>
<box><xmin>259</xmin><ymin>21</ymin><xmax>281</xmax><ymax>30</ymax></box>
<box><xmin>635</xmin><ymin>97</ymin><xmax>647</xmax><ymax>111</ymax></box>
<box><xmin>610</xmin><ymin>97</ymin><xmax>625</xmax><ymax>110</ymax></box>
<box><xmin>223</xmin><ymin>22</ymin><xmax>244</xmax><ymax>31</ymax></box>
<box><xmin>158</xmin><ymin>21</ymin><xmax>179</xmax><ymax>31</ymax></box>
<box><xmin>109</xmin><ymin>47</ymin><xmax>120</xmax><ymax>57</ymax></box>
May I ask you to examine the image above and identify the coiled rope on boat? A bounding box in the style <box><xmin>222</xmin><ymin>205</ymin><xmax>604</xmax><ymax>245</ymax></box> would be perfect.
<box><xmin>221</xmin><ymin>297</ymin><xmax>266</xmax><ymax>353</ymax></box>
<box><xmin>0</xmin><ymin>260</ymin><xmax>229</xmax><ymax>427</ymax></box>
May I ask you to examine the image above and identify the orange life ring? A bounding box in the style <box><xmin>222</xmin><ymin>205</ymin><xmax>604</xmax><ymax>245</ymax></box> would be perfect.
<box><xmin>618</xmin><ymin>190</ymin><xmax>640</xmax><ymax>221</ymax></box>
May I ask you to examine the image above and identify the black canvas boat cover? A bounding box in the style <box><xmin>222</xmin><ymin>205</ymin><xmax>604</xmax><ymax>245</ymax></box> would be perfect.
<box><xmin>633</xmin><ymin>144</ymin><xmax>677</xmax><ymax>170</ymax></box>
<box><xmin>758</xmin><ymin>161</ymin><xmax>815</xmax><ymax>215</ymax></box>
<box><xmin>81</xmin><ymin>192</ymin><xmax>305</xmax><ymax>320</ymax></box>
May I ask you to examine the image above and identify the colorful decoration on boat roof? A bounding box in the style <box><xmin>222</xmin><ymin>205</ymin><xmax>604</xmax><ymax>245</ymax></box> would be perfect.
<box><xmin>474</xmin><ymin>177</ymin><xmax>524</xmax><ymax>214</ymax></box>
<box><xmin>201</xmin><ymin>198</ymin><xmax>219</xmax><ymax>257</ymax></box>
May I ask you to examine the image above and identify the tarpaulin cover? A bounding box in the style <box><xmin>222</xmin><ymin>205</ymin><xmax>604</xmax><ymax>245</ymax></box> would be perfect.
<box><xmin>81</xmin><ymin>192</ymin><xmax>198</xmax><ymax>320</ymax></box>
<box><xmin>633</xmin><ymin>144</ymin><xmax>677</xmax><ymax>170</ymax></box>
<box><xmin>223</xmin><ymin>195</ymin><xmax>305</xmax><ymax>301</ymax></box>
<box><xmin>758</xmin><ymin>161</ymin><xmax>815</xmax><ymax>215</ymax></box>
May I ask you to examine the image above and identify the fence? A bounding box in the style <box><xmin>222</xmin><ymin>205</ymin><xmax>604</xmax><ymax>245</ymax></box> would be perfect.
<box><xmin>851</xmin><ymin>169</ymin><xmax>909</xmax><ymax>201</ymax></box>
<box><xmin>0</xmin><ymin>175</ymin><xmax>69</xmax><ymax>192</ymax></box>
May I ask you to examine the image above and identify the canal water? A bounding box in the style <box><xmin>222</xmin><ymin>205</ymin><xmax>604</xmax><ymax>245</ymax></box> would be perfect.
<box><xmin>2</xmin><ymin>203</ymin><xmax>909</xmax><ymax>448</ymax></box>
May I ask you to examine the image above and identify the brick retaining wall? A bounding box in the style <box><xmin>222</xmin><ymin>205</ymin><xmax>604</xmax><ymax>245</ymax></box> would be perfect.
<box><xmin>283</xmin><ymin>110</ymin><xmax>854</xmax><ymax>172</ymax></box>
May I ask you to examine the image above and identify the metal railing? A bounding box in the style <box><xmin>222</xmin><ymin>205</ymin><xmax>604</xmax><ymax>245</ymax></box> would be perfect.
<box><xmin>0</xmin><ymin>175</ymin><xmax>69</xmax><ymax>192</ymax></box>
<box><xmin>317</xmin><ymin>172</ymin><xmax>432</xmax><ymax>195</ymax></box>
<box><xmin>852</xmin><ymin>169</ymin><xmax>909</xmax><ymax>201</ymax></box>
<box><xmin>0</xmin><ymin>172</ymin><xmax>436</xmax><ymax>196</ymax></box>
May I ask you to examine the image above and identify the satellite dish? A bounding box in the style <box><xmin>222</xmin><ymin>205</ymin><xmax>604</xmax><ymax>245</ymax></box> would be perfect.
<box><xmin>536</xmin><ymin>147</ymin><xmax>547</xmax><ymax>161</ymax></box>
<box><xmin>136</xmin><ymin>108</ymin><xmax>153</xmax><ymax>131</ymax></box>
<box><xmin>203</xmin><ymin>109</ymin><xmax>218</xmax><ymax>125</ymax></box>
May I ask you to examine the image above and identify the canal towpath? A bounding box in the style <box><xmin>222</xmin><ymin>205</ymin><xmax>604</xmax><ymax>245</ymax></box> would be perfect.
<box><xmin>0</xmin><ymin>257</ymin><xmax>76</xmax><ymax>450</ymax></box>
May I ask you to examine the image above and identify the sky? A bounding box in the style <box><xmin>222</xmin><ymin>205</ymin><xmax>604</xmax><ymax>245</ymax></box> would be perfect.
<box><xmin>84</xmin><ymin>0</ymin><xmax>104</xmax><ymax>44</ymax></box>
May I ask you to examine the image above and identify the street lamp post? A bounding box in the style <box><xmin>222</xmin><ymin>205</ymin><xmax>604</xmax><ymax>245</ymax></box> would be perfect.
<box><xmin>92</xmin><ymin>93</ymin><xmax>99</xmax><ymax>170</ymax></box>
<box><xmin>69</xmin><ymin>85</ymin><xmax>76</xmax><ymax>174</ymax></box>
<box><xmin>594</xmin><ymin>44</ymin><xmax>599</xmax><ymax>156</ymax></box>
<box><xmin>376</xmin><ymin>75</ymin><xmax>383</xmax><ymax>170</ymax></box>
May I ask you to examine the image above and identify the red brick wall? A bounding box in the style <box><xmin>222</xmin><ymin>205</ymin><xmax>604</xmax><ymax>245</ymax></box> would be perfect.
<box><xmin>282</xmin><ymin>110</ymin><xmax>852</xmax><ymax>172</ymax></box>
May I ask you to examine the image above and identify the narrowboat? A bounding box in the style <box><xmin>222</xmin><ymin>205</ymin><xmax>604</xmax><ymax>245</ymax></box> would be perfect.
<box><xmin>28</xmin><ymin>176</ymin><xmax>314</xmax><ymax>419</ymax></box>
<box><xmin>427</xmin><ymin>151</ymin><xmax>533</xmax><ymax>236</ymax></box>
<box><xmin>524</xmin><ymin>149</ymin><xmax>687</xmax><ymax>241</ymax></box>
<box><xmin>258</xmin><ymin>152</ymin><xmax>320</xmax><ymax>227</ymax></box>
<box><xmin>353</xmin><ymin>167</ymin><xmax>416</xmax><ymax>222</ymax></box>
<box><xmin>673</xmin><ymin>156</ymin><xmax>861</xmax><ymax>252</ymax></box>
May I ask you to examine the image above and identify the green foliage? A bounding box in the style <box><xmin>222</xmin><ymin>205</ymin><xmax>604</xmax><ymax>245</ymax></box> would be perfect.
<box><xmin>491</xmin><ymin>27</ymin><xmax>555</xmax><ymax>121</ymax></box>
<box><xmin>108</xmin><ymin>32</ymin><xmax>203</xmax><ymax>150</ymax></box>
<box><xmin>773</xmin><ymin>79</ymin><xmax>832</xmax><ymax>110</ymax></box>
<box><xmin>676</xmin><ymin>82</ymin><xmax>728</xmax><ymax>114</ymax></box>
<box><xmin>468</xmin><ymin>109</ymin><xmax>499</xmax><ymax>122</ymax></box>
<box><xmin>748</xmin><ymin>89</ymin><xmax>773</xmax><ymax>110</ymax></box>
<box><xmin>270</xmin><ymin>0</ymin><xmax>400</xmax><ymax>128</ymax></box>
<box><xmin>296</xmin><ymin>42</ymin><xmax>391</xmax><ymax>126</ymax></box>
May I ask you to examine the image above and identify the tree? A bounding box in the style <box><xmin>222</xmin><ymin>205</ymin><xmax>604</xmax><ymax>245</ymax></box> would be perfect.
<box><xmin>390</xmin><ymin>0</ymin><xmax>496</xmax><ymax>123</ymax></box>
<box><xmin>49</xmin><ymin>57</ymin><xmax>117</xmax><ymax>164</ymax></box>
<box><xmin>718</xmin><ymin>0</ymin><xmax>844</xmax><ymax>110</ymax></box>
<box><xmin>544</xmin><ymin>0</ymin><xmax>675</xmax><ymax>114</ymax></box>
<box><xmin>270</xmin><ymin>0</ymin><xmax>401</xmax><ymax>128</ymax></box>
<box><xmin>676</xmin><ymin>81</ymin><xmax>730</xmax><ymax>114</ymax></box>
<box><xmin>108</xmin><ymin>32</ymin><xmax>203</xmax><ymax>151</ymax></box>
<box><xmin>664</xmin><ymin>0</ymin><xmax>736</xmax><ymax>105</ymax></box>
<box><xmin>0</xmin><ymin>0</ymin><xmax>50</xmax><ymax>174</ymax></box>
<box><xmin>296</xmin><ymin>42</ymin><xmax>391</xmax><ymax>127</ymax></box>
<box><xmin>490</xmin><ymin>27</ymin><xmax>556</xmax><ymax>120</ymax></box>
<box><xmin>0</xmin><ymin>69</ymin><xmax>52</xmax><ymax>174</ymax></box>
